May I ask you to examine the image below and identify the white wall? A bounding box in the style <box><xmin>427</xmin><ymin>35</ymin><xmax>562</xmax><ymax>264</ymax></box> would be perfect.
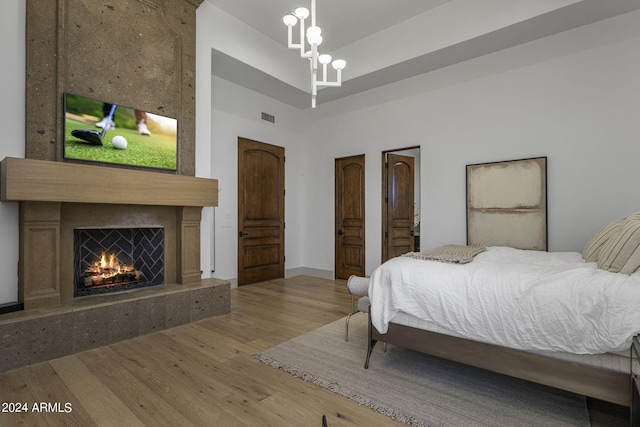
<box><xmin>196</xmin><ymin>3</ymin><xmax>313</xmax><ymax>285</ymax></box>
<box><xmin>195</xmin><ymin>0</ymin><xmax>215</xmax><ymax>282</ymax></box>
<box><xmin>301</xmin><ymin>10</ymin><xmax>640</xmax><ymax>275</ymax></box>
<box><xmin>0</xmin><ymin>0</ymin><xmax>25</xmax><ymax>305</ymax></box>
<box><xmin>208</xmin><ymin>76</ymin><xmax>311</xmax><ymax>284</ymax></box>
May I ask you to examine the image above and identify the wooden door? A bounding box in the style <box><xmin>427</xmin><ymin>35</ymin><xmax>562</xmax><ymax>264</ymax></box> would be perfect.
<box><xmin>335</xmin><ymin>155</ymin><xmax>365</xmax><ymax>279</ymax></box>
<box><xmin>237</xmin><ymin>138</ymin><xmax>285</xmax><ymax>286</ymax></box>
<box><xmin>382</xmin><ymin>153</ymin><xmax>414</xmax><ymax>262</ymax></box>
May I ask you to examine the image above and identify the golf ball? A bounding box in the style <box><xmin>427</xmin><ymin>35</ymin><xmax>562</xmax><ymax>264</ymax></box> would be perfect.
<box><xmin>112</xmin><ymin>135</ymin><xmax>127</xmax><ymax>149</ymax></box>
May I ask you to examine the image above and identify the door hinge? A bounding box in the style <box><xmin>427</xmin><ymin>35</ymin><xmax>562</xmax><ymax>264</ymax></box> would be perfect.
<box><xmin>385</xmin><ymin>231</ymin><xmax>388</xmax><ymax>238</ymax></box>
<box><xmin>385</xmin><ymin>197</ymin><xmax>388</xmax><ymax>203</ymax></box>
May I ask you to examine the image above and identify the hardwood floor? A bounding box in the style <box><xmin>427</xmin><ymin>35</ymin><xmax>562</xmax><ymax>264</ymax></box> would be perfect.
<box><xmin>0</xmin><ymin>276</ymin><xmax>630</xmax><ymax>426</ymax></box>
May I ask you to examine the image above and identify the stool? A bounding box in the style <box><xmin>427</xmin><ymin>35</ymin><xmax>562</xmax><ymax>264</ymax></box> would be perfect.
<box><xmin>345</xmin><ymin>275</ymin><xmax>370</xmax><ymax>342</ymax></box>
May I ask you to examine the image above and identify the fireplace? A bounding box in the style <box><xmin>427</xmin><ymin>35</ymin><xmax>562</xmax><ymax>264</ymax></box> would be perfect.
<box><xmin>73</xmin><ymin>227</ymin><xmax>165</xmax><ymax>297</ymax></box>
<box><xmin>0</xmin><ymin>156</ymin><xmax>231</xmax><ymax>374</ymax></box>
<box><xmin>0</xmin><ymin>0</ymin><xmax>231</xmax><ymax>375</ymax></box>
<box><xmin>0</xmin><ymin>157</ymin><xmax>220</xmax><ymax>308</ymax></box>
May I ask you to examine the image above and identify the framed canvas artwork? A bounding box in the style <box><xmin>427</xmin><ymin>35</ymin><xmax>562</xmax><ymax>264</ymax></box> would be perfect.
<box><xmin>466</xmin><ymin>157</ymin><xmax>547</xmax><ymax>251</ymax></box>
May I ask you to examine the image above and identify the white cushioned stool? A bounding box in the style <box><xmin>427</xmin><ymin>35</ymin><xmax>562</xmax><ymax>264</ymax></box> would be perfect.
<box><xmin>345</xmin><ymin>275</ymin><xmax>370</xmax><ymax>341</ymax></box>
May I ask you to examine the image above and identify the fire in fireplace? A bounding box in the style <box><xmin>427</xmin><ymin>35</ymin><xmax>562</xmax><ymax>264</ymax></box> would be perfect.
<box><xmin>74</xmin><ymin>227</ymin><xmax>165</xmax><ymax>297</ymax></box>
<box><xmin>82</xmin><ymin>251</ymin><xmax>144</xmax><ymax>288</ymax></box>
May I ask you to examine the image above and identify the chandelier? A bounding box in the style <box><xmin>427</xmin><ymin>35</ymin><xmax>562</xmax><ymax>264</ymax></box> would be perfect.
<box><xmin>283</xmin><ymin>0</ymin><xmax>346</xmax><ymax>108</ymax></box>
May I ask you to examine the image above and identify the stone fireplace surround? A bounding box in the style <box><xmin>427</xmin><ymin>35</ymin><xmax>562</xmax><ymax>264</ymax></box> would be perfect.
<box><xmin>0</xmin><ymin>0</ymin><xmax>230</xmax><ymax>373</ymax></box>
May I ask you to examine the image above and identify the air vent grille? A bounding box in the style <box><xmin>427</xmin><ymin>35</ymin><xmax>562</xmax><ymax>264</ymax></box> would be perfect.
<box><xmin>261</xmin><ymin>112</ymin><xmax>275</xmax><ymax>123</ymax></box>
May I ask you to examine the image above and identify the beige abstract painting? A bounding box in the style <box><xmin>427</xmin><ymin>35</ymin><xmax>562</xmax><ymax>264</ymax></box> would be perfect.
<box><xmin>467</xmin><ymin>157</ymin><xmax>547</xmax><ymax>251</ymax></box>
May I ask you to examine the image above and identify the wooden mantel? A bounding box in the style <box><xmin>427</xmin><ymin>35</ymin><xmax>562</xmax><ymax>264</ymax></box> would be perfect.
<box><xmin>1</xmin><ymin>157</ymin><xmax>217</xmax><ymax>207</ymax></box>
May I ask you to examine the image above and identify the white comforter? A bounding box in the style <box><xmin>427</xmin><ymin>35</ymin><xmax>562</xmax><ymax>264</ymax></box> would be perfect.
<box><xmin>369</xmin><ymin>246</ymin><xmax>640</xmax><ymax>354</ymax></box>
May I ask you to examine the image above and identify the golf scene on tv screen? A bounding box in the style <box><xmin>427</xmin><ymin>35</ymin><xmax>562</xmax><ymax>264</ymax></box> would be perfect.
<box><xmin>64</xmin><ymin>93</ymin><xmax>177</xmax><ymax>171</ymax></box>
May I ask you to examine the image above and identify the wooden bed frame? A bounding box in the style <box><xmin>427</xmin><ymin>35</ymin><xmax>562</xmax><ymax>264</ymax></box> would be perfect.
<box><xmin>365</xmin><ymin>314</ymin><xmax>631</xmax><ymax>407</ymax></box>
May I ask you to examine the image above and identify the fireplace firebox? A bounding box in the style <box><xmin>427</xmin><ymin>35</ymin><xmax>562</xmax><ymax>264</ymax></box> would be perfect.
<box><xmin>73</xmin><ymin>227</ymin><xmax>165</xmax><ymax>297</ymax></box>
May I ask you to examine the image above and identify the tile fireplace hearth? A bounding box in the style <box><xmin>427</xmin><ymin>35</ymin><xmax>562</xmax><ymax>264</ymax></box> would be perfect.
<box><xmin>0</xmin><ymin>278</ymin><xmax>230</xmax><ymax>373</ymax></box>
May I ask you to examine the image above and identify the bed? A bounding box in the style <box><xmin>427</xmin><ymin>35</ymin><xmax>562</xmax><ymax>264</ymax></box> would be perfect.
<box><xmin>364</xmin><ymin>228</ymin><xmax>640</xmax><ymax>407</ymax></box>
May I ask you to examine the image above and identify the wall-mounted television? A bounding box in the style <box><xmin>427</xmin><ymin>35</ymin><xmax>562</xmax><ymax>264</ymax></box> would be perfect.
<box><xmin>64</xmin><ymin>92</ymin><xmax>177</xmax><ymax>172</ymax></box>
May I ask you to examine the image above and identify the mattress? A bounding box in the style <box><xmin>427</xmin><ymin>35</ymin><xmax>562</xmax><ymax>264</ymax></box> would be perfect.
<box><xmin>369</xmin><ymin>246</ymin><xmax>640</xmax><ymax>354</ymax></box>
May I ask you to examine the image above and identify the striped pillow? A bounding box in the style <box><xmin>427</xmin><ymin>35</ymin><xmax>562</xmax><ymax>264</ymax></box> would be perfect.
<box><xmin>583</xmin><ymin>219</ymin><xmax>624</xmax><ymax>263</ymax></box>
<box><xmin>627</xmin><ymin>210</ymin><xmax>640</xmax><ymax>221</ymax></box>
<box><xmin>597</xmin><ymin>218</ymin><xmax>640</xmax><ymax>274</ymax></box>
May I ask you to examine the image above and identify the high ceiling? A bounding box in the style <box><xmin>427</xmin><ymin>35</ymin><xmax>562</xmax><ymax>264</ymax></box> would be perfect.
<box><xmin>205</xmin><ymin>0</ymin><xmax>640</xmax><ymax>109</ymax></box>
<box><xmin>207</xmin><ymin>0</ymin><xmax>452</xmax><ymax>53</ymax></box>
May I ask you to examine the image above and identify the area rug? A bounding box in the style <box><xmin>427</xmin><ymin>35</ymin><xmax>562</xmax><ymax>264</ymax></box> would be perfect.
<box><xmin>253</xmin><ymin>314</ymin><xmax>591</xmax><ymax>427</ymax></box>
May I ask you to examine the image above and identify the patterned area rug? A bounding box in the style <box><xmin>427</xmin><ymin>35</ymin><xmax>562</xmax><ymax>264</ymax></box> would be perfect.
<box><xmin>253</xmin><ymin>314</ymin><xmax>591</xmax><ymax>427</ymax></box>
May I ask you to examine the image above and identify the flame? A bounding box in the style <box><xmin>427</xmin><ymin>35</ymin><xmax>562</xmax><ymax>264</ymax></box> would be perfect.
<box><xmin>91</xmin><ymin>251</ymin><xmax>127</xmax><ymax>278</ymax></box>
<box><xmin>82</xmin><ymin>251</ymin><xmax>140</xmax><ymax>288</ymax></box>
<box><xmin>97</xmin><ymin>252</ymin><xmax>120</xmax><ymax>271</ymax></box>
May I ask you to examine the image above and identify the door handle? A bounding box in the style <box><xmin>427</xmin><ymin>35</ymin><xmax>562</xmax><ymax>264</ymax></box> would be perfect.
<box><xmin>239</xmin><ymin>231</ymin><xmax>248</xmax><ymax>237</ymax></box>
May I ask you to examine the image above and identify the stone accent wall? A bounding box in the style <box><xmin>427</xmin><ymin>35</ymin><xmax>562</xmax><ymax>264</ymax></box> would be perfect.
<box><xmin>26</xmin><ymin>0</ymin><xmax>203</xmax><ymax>175</ymax></box>
<box><xmin>18</xmin><ymin>0</ymin><xmax>209</xmax><ymax>309</ymax></box>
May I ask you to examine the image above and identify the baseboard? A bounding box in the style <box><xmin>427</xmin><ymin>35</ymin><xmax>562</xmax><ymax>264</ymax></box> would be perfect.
<box><xmin>285</xmin><ymin>267</ymin><xmax>333</xmax><ymax>280</ymax></box>
<box><xmin>223</xmin><ymin>267</ymin><xmax>335</xmax><ymax>289</ymax></box>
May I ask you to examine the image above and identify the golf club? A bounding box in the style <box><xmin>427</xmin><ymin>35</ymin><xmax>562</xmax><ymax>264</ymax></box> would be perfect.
<box><xmin>71</xmin><ymin>103</ymin><xmax>116</xmax><ymax>146</ymax></box>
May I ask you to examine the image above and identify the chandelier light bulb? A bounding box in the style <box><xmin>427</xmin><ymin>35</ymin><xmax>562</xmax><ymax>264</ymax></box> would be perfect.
<box><xmin>306</xmin><ymin>26</ymin><xmax>321</xmax><ymax>38</ymax></box>
<box><xmin>294</xmin><ymin>7</ymin><xmax>309</xmax><ymax>19</ymax></box>
<box><xmin>306</xmin><ymin>25</ymin><xmax>323</xmax><ymax>46</ymax></box>
<box><xmin>283</xmin><ymin>14</ymin><xmax>297</xmax><ymax>26</ymax></box>
<box><xmin>318</xmin><ymin>54</ymin><xmax>332</xmax><ymax>64</ymax></box>
<box><xmin>332</xmin><ymin>59</ymin><xmax>346</xmax><ymax>70</ymax></box>
<box><xmin>307</xmin><ymin>33</ymin><xmax>323</xmax><ymax>46</ymax></box>
<box><xmin>284</xmin><ymin>0</ymin><xmax>346</xmax><ymax>107</ymax></box>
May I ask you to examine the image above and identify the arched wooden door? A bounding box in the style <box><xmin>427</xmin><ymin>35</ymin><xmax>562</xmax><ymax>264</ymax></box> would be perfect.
<box><xmin>382</xmin><ymin>153</ymin><xmax>415</xmax><ymax>262</ymax></box>
<box><xmin>237</xmin><ymin>138</ymin><xmax>285</xmax><ymax>285</ymax></box>
<box><xmin>335</xmin><ymin>154</ymin><xmax>365</xmax><ymax>279</ymax></box>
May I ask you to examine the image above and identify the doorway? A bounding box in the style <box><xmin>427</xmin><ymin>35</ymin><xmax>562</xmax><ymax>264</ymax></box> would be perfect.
<box><xmin>237</xmin><ymin>137</ymin><xmax>285</xmax><ymax>285</ymax></box>
<box><xmin>381</xmin><ymin>147</ymin><xmax>420</xmax><ymax>263</ymax></box>
<box><xmin>335</xmin><ymin>154</ymin><xmax>366</xmax><ymax>279</ymax></box>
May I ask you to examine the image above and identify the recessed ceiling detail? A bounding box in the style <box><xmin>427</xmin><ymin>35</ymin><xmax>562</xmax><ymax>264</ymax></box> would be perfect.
<box><xmin>206</xmin><ymin>0</ymin><xmax>640</xmax><ymax>109</ymax></box>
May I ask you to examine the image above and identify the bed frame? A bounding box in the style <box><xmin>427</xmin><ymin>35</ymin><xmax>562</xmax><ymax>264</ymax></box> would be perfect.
<box><xmin>365</xmin><ymin>314</ymin><xmax>631</xmax><ymax>407</ymax></box>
